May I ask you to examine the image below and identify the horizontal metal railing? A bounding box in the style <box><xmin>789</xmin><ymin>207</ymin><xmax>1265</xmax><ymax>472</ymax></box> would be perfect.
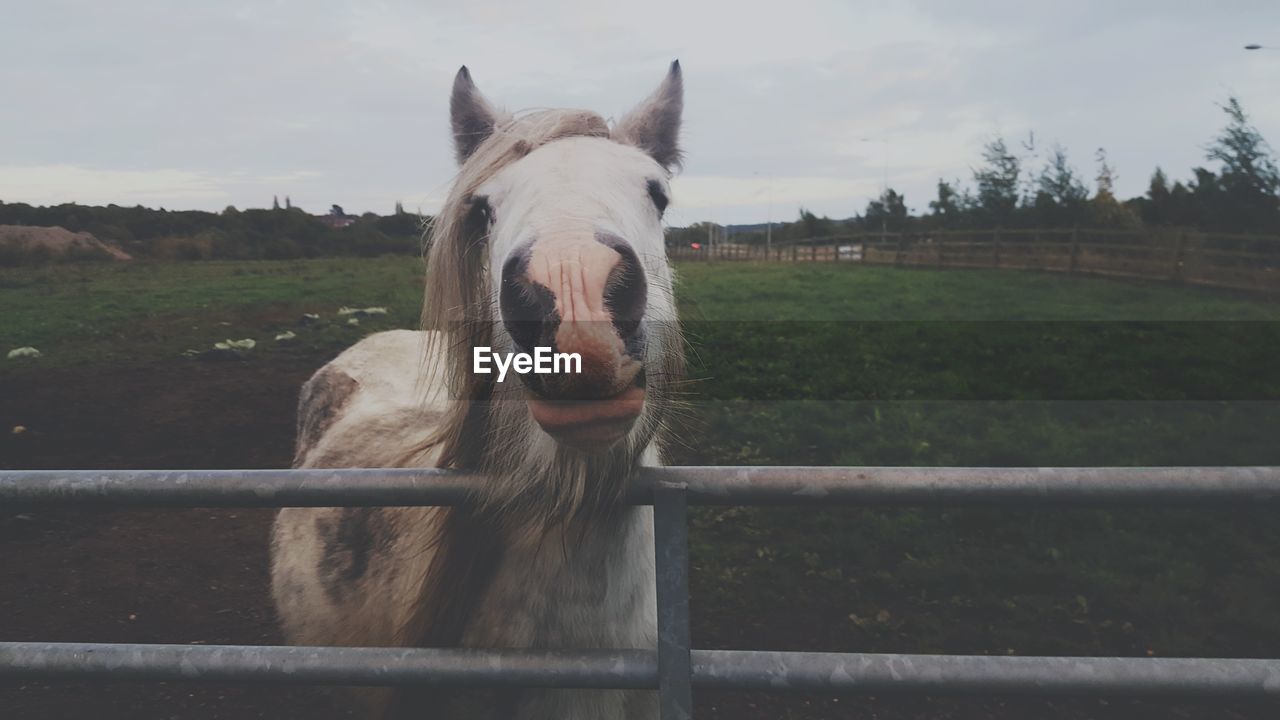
<box><xmin>3</xmin><ymin>466</ymin><xmax>1279</xmax><ymax>719</ymax></box>
<box><xmin>4</xmin><ymin>466</ymin><xmax>1280</xmax><ymax>508</ymax></box>
<box><xmin>3</xmin><ymin>643</ymin><xmax>1278</xmax><ymax>696</ymax></box>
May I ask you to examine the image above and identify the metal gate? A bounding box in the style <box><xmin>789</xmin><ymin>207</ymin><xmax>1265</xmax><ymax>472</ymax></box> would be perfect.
<box><xmin>3</xmin><ymin>466</ymin><xmax>1280</xmax><ymax>719</ymax></box>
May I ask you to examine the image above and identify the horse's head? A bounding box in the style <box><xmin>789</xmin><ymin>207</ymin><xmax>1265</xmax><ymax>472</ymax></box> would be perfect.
<box><xmin>424</xmin><ymin>63</ymin><xmax>684</xmax><ymax>462</ymax></box>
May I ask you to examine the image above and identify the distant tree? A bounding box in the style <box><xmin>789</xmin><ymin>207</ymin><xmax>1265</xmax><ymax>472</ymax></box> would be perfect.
<box><xmin>796</xmin><ymin>207</ymin><xmax>835</xmax><ymax>238</ymax></box>
<box><xmin>1188</xmin><ymin>166</ymin><xmax>1226</xmax><ymax>228</ymax></box>
<box><xmin>928</xmin><ymin>179</ymin><xmax>963</xmax><ymax>224</ymax></box>
<box><xmin>394</xmin><ymin>201</ymin><xmax>405</xmax><ymax>215</ymax></box>
<box><xmin>1018</xmin><ymin>131</ymin><xmax>1041</xmax><ymax>204</ymax></box>
<box><xmin>285</xmin><ymin>196</ymin><xmax>293</xmax><ymax>210</ymax></box>
<box><xmin>1033</xmin><ymin>145</ymin><xmax>1089</xmax><ymax>226</ymax></box>
<box><xmin>1094</xmin><ymin>147</ymin><xmax>1117</xmax><ymax>200</ymax></box>
<box><xmin>864</xmin><ymin>188</ymin><xmax>908</xmax><ymax>233</ymax></box>
<box><xmin>376</xmin><ymin>207</ymin><xmax>425</xmax><ymax>236</ymax></box>
<box><xmin>666</xmin><ymin>222</ymin><xmax>716</xmax><ymax>248</ymax></box>
<box><xmin>272</xmin><ymin>195</ymin><xmax>281</xmax><ymax>211</ymax></box>
<box><xmin>1140</xmin><ymin>167</ymin><xmax>1173</xmax><ymax>225</ymax></box>
<box><xmin>1205</xmin><ymin>96</ymin><xmax>1280</xmax><ymax>231</ymax></box>
<box><xmin>1082</xmin><ymin>148</ymin><xmax>1137</xmax><ymax>227</ymax></box>
<box><xmin>1149</xmin><ymin>167</ymin><xmax>1170</xmax><ymax>200</ymax></box>
<box><xmin>972</xmin><ymin>137</ymin><xmax>1021</xmax><ymax>225</ymax></box>
<box><xmin>330</xmin><ymin>204</ymin><xmax>345</xmax><ymax>217</ymax></box>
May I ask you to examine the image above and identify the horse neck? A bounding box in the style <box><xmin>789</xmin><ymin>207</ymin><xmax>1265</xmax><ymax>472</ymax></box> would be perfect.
<box><xmin>461</xmin><ymin>503</ymin><xmax>657</xmax><ymax>649</ymax></box>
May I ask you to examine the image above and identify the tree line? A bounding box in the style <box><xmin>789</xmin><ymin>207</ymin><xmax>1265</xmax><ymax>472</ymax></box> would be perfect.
<box><xmin>5</xmin><ymin>96</ymin><xmax>1276</xmax><ymax>264</ymax></box>
<box><xmin>671</xmin><ymin>96</ymin><xmax>1280</xmax><ymax>247</ymax></box>
<box><xmin>0</xmin><ymin>198</ymin><xmax>425</xmax><ymax>264</ymax></box>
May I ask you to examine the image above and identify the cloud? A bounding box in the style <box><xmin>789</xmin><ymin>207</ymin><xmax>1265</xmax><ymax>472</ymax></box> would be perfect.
<box><xmin>1</xmin><ymin>1</ymin><xmax>1277</xmax><ymax>223</ymax></box>
<box><xmin>669</xmin><ymin>175</ymin><xmax>877</xmax><ymax>225</ymax></box>
<box><xmin>0</xmin><ymin>165</ymin><xmax>230</xmax><ymax>206</ymax></box>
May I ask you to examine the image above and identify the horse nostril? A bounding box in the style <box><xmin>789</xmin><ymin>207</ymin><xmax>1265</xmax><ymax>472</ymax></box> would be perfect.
<box><xmin>601</xmin><ymin>236</ymin><xmax>647</xmax><ymax>340</ymax></box>
<box><xmin>500</xmin><ymin>245</ymin><xmax>557</xmax><ymax>352</ymax></box>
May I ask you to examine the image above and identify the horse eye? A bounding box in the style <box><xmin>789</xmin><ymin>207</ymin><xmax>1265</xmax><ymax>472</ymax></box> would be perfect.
<box><xmin>468</xmin><ymin>196</ymin><xmax>494</xmax><ymax>227</ymax></box>
<box><xmin>646</xmin><ymin>179</ymin><xmax>669</xmax><ymax>216</ymax></box>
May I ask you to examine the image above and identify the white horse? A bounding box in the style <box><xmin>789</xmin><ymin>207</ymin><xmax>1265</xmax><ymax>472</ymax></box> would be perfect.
<box><xmin>271</xmin><ymin>62</ymin><xmax>686</xmax><ymax>719</ymax></box>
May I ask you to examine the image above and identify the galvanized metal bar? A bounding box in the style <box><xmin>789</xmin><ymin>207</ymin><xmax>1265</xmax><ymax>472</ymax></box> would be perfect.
<box><xmin>693</xmin><ymin>650</ymin><xmax>1280</xmax><ymax>697</ymax></box>
<box><xmin>3</xmin><ymin>466</ymin><xmax>1280</xmax><ymax>509</ymax></box>
<box><xmin>660</xmin><ymin>466</ymin><xmax>1280</xmax><ymax>508</ymax></box>
<box><xmin>653</xmin><ymin>483</ymin><xmax>694</xmax><ymax>720</ymax></box>
<box><xmin>4</xmin><ymin>643</ymin><xmax>1280</xmax><ymax>697</ymax></box>
<box><xmin>0</xmin><ymin>468</ymin><xmax>476</xmax><ymax>509</ymax></box>
<box><xmin>0</xmin><ymin>643</ymin><xmax>655</xmax><ymax>689</ymax></box>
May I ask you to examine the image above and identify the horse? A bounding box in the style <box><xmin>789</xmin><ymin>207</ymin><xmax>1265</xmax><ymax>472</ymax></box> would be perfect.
<box><xmin>270</xmin><ymin>61</ymin><xmax>686</xmax><ymax>719</ymax></box>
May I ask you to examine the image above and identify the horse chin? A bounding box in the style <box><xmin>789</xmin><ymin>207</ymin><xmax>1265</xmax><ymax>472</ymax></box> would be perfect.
<box><xmin>526</xmin><ymin>385</ymin><xmax>645</xmax><ymax>450</ymax></box>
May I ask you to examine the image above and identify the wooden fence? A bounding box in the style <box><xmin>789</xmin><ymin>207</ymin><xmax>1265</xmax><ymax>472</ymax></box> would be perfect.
<box><xmin>667</xmin><ymin>228</ymin><xmax>1280</xmax><ymax>294</ymax></box>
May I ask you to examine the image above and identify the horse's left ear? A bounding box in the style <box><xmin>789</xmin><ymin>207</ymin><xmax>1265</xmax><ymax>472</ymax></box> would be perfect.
<box><xmin>615</xmin><ymin>60</ymin><xmax>683</xmax><ymax>170</ymax></box>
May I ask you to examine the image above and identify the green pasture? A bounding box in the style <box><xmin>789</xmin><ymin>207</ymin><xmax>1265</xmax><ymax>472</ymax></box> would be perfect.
<box><xmin>3</xmin><ymin>257</ymin><xmax>1280</xmax><ymax>660</ymax></box>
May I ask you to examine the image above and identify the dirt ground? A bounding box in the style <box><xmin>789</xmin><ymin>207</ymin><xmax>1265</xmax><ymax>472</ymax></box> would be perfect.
<box><xmin>1</xmin><ymin>359</ymin><xmax>1276</xmax><ymax>719</ymax></box>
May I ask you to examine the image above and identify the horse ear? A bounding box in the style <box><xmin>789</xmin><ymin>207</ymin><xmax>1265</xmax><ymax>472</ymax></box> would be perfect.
<box><xmin>615</xmin><ymin>60</ymin><xmax>683</xmax><ymax>170</ymax></box>
<box><xmin>451</xmin><ymin>66</ymin><xmax>499</xmax><ymax>165</ymax></box>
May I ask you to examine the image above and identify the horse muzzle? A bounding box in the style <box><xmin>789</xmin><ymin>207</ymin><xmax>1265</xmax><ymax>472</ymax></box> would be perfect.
<box><xmin>499</xmin><ymin>229</ymin><xmax>649</xmax><ymax>449</ymax></box>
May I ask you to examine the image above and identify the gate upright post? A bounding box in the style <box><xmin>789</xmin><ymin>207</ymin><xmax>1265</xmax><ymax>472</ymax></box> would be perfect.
<box><xmin>1171</xmin><ymin>230</ymin><xmax>1187</xmax><ymax>282</ymax></box>
<box><xmin>653</xmin><ymin>483</ymin><xmax>693</xmax><ymax>720</ymax></box>
<box><xmin>1069</xmin><ymin>227</ymin><xmax>1080</xmax><ymax>274</ymax></box>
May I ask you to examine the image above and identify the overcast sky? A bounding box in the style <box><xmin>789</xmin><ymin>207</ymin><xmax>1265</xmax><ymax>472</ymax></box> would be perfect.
<box><xmin>2</xmin><ymin>1</ymin><xmax>1278</xmax><ymax>226</ymax></box>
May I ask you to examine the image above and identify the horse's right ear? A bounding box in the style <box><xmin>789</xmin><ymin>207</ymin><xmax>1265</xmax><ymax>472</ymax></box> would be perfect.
<box><xmin>451</xmin><ymin>66</ymin><xmax>498</xmax><ymax>165</ymax></box>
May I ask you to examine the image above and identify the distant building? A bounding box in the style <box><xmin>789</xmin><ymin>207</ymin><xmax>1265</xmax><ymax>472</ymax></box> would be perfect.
<box><xmin>318</xmin><ymin>204</ymin><xmax>355</xmax><ymax>229</ymax></box>
<box><xmin>318</xmin><ymin>215</ymin><xmax>356</xmax><ymax>229</ymax></box>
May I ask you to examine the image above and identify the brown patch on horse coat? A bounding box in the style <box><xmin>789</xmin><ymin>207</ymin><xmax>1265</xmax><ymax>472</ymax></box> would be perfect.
<box><xmin>294</xmin><ymin>366</ymin><xmax>359</xmax><ymax>464</ymax></box>
<box><xmin>315</xmin><ymin>508</ymin><xmax>395</xmax><ymax>603</ymax></box>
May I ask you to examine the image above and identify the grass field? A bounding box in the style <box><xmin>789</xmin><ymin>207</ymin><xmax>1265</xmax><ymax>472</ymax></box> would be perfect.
<box><xmin>4</xmin><ymin>258</ymin><xmax>1280</xmax><ymax>716</ymax></box>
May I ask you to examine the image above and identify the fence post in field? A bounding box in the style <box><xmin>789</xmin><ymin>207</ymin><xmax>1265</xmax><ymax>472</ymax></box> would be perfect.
<box><xmin>791</xmin><ymin>243</ymin><xmax>797</xmax><ymax>263</ymax></box>
<box><xmin>1171</xmin><ymin>231</ymin><xmax>1187</xmax><ymax>282</ymax></box>
<box><xmin>1069</xmin><ymin>227</ymin><xmax>1080</xmax><ymax>274</ymax></box>
<box><xmin>811</xmin><ymin>243</ymin><xmax>817</xmax><ymax>262</ymax></box>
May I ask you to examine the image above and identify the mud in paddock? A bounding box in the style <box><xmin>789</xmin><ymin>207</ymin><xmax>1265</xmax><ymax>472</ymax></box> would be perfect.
<box><xmin>1</xmin><ymin>360</ymin><xmax>1276</xmax><ymax>719</ymax></box>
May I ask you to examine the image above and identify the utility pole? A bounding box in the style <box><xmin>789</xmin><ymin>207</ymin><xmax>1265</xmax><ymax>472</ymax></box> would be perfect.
<box><xmin>765</xmin><ymin>176</ymin><xmax>774</xmax><ymax>255</ymax></box>
<box><xmin>753</xmin><ymin>171</ymin><xmax>775</xmax><ymax>256</ymax></box>
<box><xmin>862</xmin><ymin>138</ymin><xmax>890</xmax><ymax>245</ymax></box>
